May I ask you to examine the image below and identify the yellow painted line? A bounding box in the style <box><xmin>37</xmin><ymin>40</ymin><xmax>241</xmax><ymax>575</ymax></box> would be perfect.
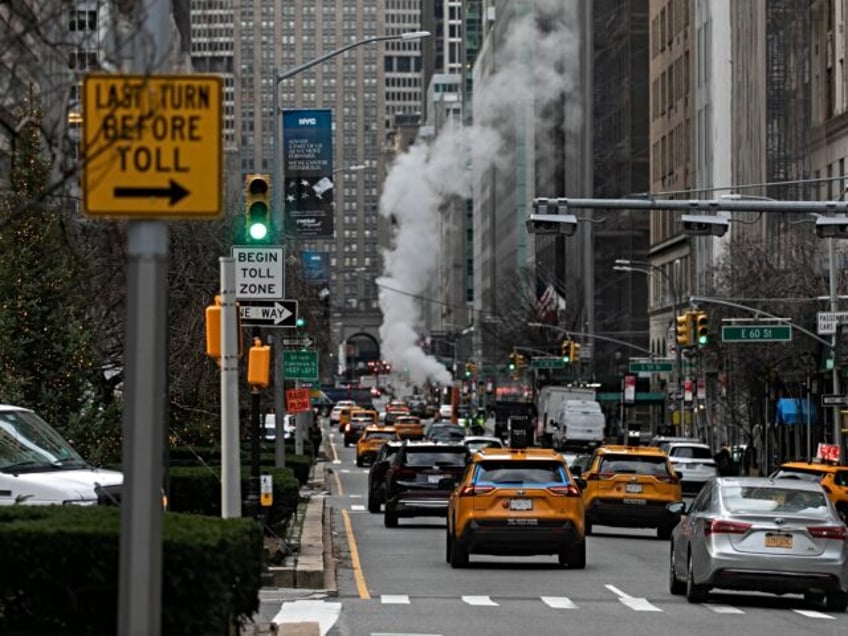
<box><xmin>341</xmin><ymin>509</ymin><xmax>371</xmax><ymax>599</ymax></box>
<box><xmin>333</xmin><ymin>469</ymin><xmax>344</xmax><ymax>496</ymax></box>
<box><xmin>329</xmin><ymin>435</ymin><xmax>339</xmax><ymax>462</ymax></box>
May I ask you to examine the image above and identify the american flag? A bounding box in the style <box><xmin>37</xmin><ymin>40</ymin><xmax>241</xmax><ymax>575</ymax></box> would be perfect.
<box><xmin>535</xmin><ymin>283</ymin><xmax>557</xmax><ymax>321</ymax></box>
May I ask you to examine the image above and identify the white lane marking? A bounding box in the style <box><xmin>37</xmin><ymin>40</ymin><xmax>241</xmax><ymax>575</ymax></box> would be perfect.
<box><xmin>793</xmin><ymin>609</ymin><xmax>835</xmax><ymax>619</ymax></box>
<box><xmin>705</xmin><ymin>604</ymin><xmax>744</xmax><ymax>614</ymax></box>
<box><xmin>380</xmin><ymin>594</ymin><xmax>411</xmax><ymax>604</ymax></box>
<box><xmin>604</xmin><ymin>584</ymin><xmax>662</xmax><ymax>612</ymax></box>
<box><xmin>462</xmin><ymin>595</ymin><xmax>498</xmax><ymax>606</ymax></box>
<box><xmin>332</xmin><ymin>460</ymin><xmax>342</xmax><ymax>465</ymax></box>
<box><xmin>350</xmin><ymin>494</ymin><xmax>363</xmax><ymax>498</ymax></box>
<box><xmin>541</xmin><ymin>596</ymin><xmax>578</xmax><ymax>609</ymax></box>
<box><xmin>350</xmin><ymin>504</ymin><xmax>366</xmax><ymax>512</ymax></box>
<box><xmin>272</xmin><ymin>600</ymin><xmax>342</xmax><ymax>636</ymax></box>
<box><xmin>340</xmin><ymin>469</ymin><xmax>352</xmax><ymax>473</ymax></box>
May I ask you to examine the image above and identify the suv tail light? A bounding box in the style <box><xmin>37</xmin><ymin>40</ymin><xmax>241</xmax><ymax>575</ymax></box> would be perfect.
<box><xmin>547</xmin><ymin>485</ymin><xmax>581</xmax><ymax>497</ymax></box>
<box><xmin>705</xmin><ymin>519</ymin><xmax>751</xmax><ymax>536</ymax></box>
<box><xmin>459</xmin><ymin>484</ymin><xmax>495</xmax><ymax>497</ymax></box>
<box><xmin>807</xmin><ymin>525</ymin><xmax>848</xmax><ymax>541</ymax></box>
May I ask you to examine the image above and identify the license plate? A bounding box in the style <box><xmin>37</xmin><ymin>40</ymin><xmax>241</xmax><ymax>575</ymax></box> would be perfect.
<box><xmin>623</xmin><ymin>498</ymin><xmax>646</xmax><ymax>505</ymax></box>
<box><xmin>764</xmin><ymin>533</ymin><xmax>793</xmax><ymax>548</ymax></box>
<box><xmin>509</xmin><ymin>498</ymin><xmax>533</xmax><ymax>511</ymax></box>
<box><xmin>506</xmin><ymin>517</ymin><xmax>538</xmax><ymax>526</ymax></box>
<box><xmin>625</xmin><ymin>483</ymin><xmax>642</xmax><ymax>493</ymax></box>
<box><xmin>428</xmin><ymin>474</ymin><xmax>444</xmax><ymax>484</ymax></box>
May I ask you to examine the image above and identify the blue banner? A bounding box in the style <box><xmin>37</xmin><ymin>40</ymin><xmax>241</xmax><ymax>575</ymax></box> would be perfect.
<box><xmin>300</xmin><ymin>250</ymin><xmax>329</xmax><ymax>284</ymax></box>
<box><xmin>282</xmin><ymin>109</ymin><xmax>334</xmax><ymax>238</ymax></box>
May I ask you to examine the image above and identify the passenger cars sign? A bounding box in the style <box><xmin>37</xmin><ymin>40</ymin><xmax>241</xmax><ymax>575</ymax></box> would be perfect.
<box><xmin>82</xmin><ymin>74</ymin><xmax>223</xmax><ymax>217</ymax></box>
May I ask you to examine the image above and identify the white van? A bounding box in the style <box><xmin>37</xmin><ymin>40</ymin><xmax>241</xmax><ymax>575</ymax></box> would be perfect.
<box><xmin>0</xmin><ymin>404</ymin><xmax>123</xmax><ymax>506</ymax></box>
<box><xmin>552</xmin><ymin>399</ymin><xmax>605</xmax><ymax>451</ymax></box>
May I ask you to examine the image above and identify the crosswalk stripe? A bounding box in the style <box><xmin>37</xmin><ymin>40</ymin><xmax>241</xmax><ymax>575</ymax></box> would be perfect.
<box><xmin>604</xmin><ymin>584</ymin><xmax>662</xmax><ymax>612</ymax></box>
<box><xmin>462</xmin><ymin>595</ymin><xmax>498</xmax><ymax>606</ymax></box>
<box><xmin>705</xmin><ymin>604</ymin><xmax>744</xmax><ymax>614</ymax></box>
<box><xmin>541</xmin><ymin>596</ymin><xmax>578</xmax><ymax>609</ymax></box>
<box><xmin>350</xmin><ymin>504</ymin><xmax>366</xmax><ymax>512</ymax></box>
<box><xmin>381</xmin><ymin>595</ymin><xmax>411</xmax><ymax>604</ymax></box>
<box><xmin>793</xmin><ymin>609</ymin><xmax>835</xmax><ymax>619</ymax></box>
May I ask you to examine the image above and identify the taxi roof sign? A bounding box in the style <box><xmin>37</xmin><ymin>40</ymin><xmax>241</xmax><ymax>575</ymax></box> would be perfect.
<box><xmin>82</xmin><ymin>74</ymin><xmax>223</xmax><ymax>218</ymax></box>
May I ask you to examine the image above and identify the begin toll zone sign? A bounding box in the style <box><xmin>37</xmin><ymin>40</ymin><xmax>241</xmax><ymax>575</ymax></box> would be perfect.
<box><xmin>82</xmin><ymin>74</ymin><xmax>222</xmax><ymax>218</ymax></box>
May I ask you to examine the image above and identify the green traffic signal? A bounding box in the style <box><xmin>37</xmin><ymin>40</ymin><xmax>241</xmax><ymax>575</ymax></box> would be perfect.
<box><xmin>296</xmin><ymin>317</ymin><xmax>305</xmax><ymax>328</ymax></box>
<box><xmin>245</xmin><ymin>174</ymin><xmax>271</xmax><ymax>243</ymax></box>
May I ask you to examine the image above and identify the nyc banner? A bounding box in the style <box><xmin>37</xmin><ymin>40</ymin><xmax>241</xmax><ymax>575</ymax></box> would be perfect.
<box><xmin>283</xmin><ymin>109</ymin><xmax>333</xmax><ymax>238</ymax></box>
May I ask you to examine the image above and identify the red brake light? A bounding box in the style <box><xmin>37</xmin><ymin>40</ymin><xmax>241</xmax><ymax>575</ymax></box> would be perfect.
<box><xmin>459</xmin><ymin>484</ymin><xmax>495</xmax><ymax>497</ymax></box>
<box><xmin>705</xmin><ymin>519</ymin><xmax>751</xmax><ymax>536</ymax></box>
<box><xmin>807</xmin><ymin>525</ymin><xmax>848</xmax><ymax>541</ymax></box>
<box><xmin>547</xmin><ymin>485</ymin><xmax>581</xmax><ymax>497</ymax></box>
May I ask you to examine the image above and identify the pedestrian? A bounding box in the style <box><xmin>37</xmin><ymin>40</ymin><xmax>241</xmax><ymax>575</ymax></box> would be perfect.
<box><xmin>309</xmin><ymin>421</ymin><xmax>323</xmax><ymax>457</ymax></box>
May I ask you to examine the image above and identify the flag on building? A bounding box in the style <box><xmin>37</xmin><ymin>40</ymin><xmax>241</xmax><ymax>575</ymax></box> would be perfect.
<box><xmin>535</xmin><ymin>283</ymin><xmax>563</xmax><ymax>322</ymax></box>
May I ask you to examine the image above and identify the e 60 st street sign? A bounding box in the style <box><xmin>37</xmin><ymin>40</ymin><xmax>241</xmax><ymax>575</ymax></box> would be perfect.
<box><xmin>721</xmin><ymin>325</ymin><xmax>792</xmax><ymax>342</ymax></box>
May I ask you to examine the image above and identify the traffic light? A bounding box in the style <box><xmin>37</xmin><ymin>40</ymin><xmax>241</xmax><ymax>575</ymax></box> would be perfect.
<box><xmin>676</xmin><ymin>312</ymin><xmax>693</xmax><ymax>347</ymax></box>
<box><xmin>569</xmin><ymin>341</ymin><xmax>581</xmax><ymax>363</ymax></box>
<box><xmin>508</xmin><ymin>351</ymin><xmax>517</xmax><ymax>371</ymax></box>
<box><xmin>247</xmin><ymin>337</ymin><xmax>271</xmax><ymax>388</ymax></box>
<box><xmin>561</xmin><ymin>339</ymin><xmax>571</xmax><ymax>362</ymax></box>
<box><xmin>295</xmin><ymin>316</ymin><xmax>306</xmax><ymax>328</ymax></box>
<box><xmin>245</xmin><ymin>174</ymin><xmax>271</xmax><ymax>242</ymax></box>
<box><xmin>205</xmin><ymin>295</ymin><xmax>243</xmax><ymax>359</ymax></box>
<box><xmin>516</xmin><ymin>354</ymin><xmax>526</xmax><ymax>369</ymax></box>
<box><xmin>465</xmin><ymin>363</ymin><xmax>473</xmax><ymax>378</ymax></box>
<box><xmin>695</xmin><ymin>311</ymin><xmax>709</xmax><ymax>346</ymax></box>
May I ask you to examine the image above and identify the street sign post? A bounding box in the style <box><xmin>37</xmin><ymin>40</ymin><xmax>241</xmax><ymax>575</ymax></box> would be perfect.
<box><xmin>282</xmin><ymin>350</ymin><xmax>319</xmax><ymax>381</ymax></box>
<box><xmin>530</xmin><ymin>357</ymin><xmax>567</xmax><ymax>369</ymax></box>
<box><xmin>629</xmin><ymin>359</ymin><xmax>674</xmax><ymax>373</ymax></box>
<box><xmin>817</xmin><ymin>311</ymin><xmax>848</xmax><ymax>335</ymax></box>
<box><xmin>82</xmin><ymin>75</ymin><xmax>223</xmax><ymax>217</ymax></box>
<box><xmin>821</xmin><ymin>394</ymin><xmax>848</xmax><ymax>407</ymax></box>
<box><xmin>239</xmin><ymin>300</ymin><xmax>297</xmax><ymax>327</ymax></box>
<box><xmin>232</xmin><ymin>246</ymin><xmax>284</xmax><ymax>299</ymax></box>
<box><xmin>721</xmin><ymin>325</ymin><xmax>792</xmax><ymax>342</ymax></box>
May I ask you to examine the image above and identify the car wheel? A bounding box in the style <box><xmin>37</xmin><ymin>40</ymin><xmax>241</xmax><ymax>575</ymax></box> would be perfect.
<box><xmin>449</xmin><ymin>534</ymin><xmax>468</xmax><ymax>568</ymax></box>
<box><xmin>669</xmin><ymin>543</ymin><xmax>685</xmax><ymax>595</ymax></box>
<box><xmin>685</xmin><ymin>552</ymin><xmax>708</xmax><ymax>603</ymax></box>
<box><xmin>355</xmin><ymin>456</ymin><xmax>363</xmax><ymax>467</ymax></box>
<box><xmin>445</xmin><ymin>525</ymin><xmax>452</xmax><ymax>563</ymax></box>
<box><xmin>559</xmin><ymin>538</ymin><xmax>586</xmax><ymax>569</ymax></box>
<box><xmin>825</xmin><ymin>589</ymin><xmax>848</xmax><ymax>612</ymax></box>
<box><xmin>657</xmin><ymin>522</ymin><xmax>673</xmax><ymax>541</ymax></box>
<box><xmin>584</xmin><ymin>519</ymin><xmax>593</xmax><ymax>536</ymax></box>
<box><xmin>384</xmin><ymin>506</ymin><xmax>398</xmax><ymax>528</ymax></box>
<box><xmin>804</xmin><ymin>590</ymin><xmax>825</xmax><ymax>605</ymax></box>
<box><xmin>367</xmin><ymin>490</ymin><xmax>380</xmax><ymax>514</ymax></box>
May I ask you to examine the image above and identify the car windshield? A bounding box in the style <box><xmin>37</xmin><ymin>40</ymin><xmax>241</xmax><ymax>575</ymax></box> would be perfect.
<box><xmin>476</xmin><ymin>460</ymin><xmax>566</xmax><ymax>484</ymax></box>
<box><xmin>669</xmin><ymin>446</ymin><xmax>713</xmax><ymax>459</ymax></box>
<box><xmin>404</xmin><ymin>450</ymin><xmax>467</xmax><ymax>467</ymax></box>
<box><xmin>599</xmin><ymin>454</ymin><xmax>670</xmax><ymax>476</ymax></box>
<box><xmin>0</xmin><ymin>409</ymin><xmax>86</xmax><ymax>471</ymax></box>
<box><xmin>721</xmin><ymin>485</ymin><xmax>829</xmax><ymax>514</ymax></box>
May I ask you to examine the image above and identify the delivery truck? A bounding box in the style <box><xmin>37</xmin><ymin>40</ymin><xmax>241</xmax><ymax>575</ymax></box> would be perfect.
<box><xmin>536</xmin><ymin>385</ymin><xmax>597</xmax><ymax>448</ymax></box>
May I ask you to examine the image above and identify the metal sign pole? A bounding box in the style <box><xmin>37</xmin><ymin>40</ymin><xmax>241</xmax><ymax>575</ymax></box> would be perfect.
<box><xmin>220</xmin><ymin>257</ymin><xmax>241</xmax><ymax>517</ymax></box>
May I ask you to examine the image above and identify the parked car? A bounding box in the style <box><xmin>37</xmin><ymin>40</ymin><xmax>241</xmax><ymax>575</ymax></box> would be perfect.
<box><xmin>0</xmin><ymin>404</ymin><xmax>123</xmax><ymax>506</ymax></box>
<box><xmin>445</xmin><ymin>447</ymin><xmax>586</xmax><ymax>568</ymax></box>
<box><xmin>383</xmin><ymin>442</ymin><xmax>469</xmax><ymax>527</ymax></box>
<box><xmin>669</xmin><ymin>476</ymin><xmax>848</xmax><ymax>611</ymax></box>
<box><xmin>263</xmin><ymin>413</ymin><xmax>295</xmax><ymax>441</ymax></box>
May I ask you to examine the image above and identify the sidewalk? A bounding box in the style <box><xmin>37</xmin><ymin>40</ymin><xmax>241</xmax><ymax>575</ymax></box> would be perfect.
<box><xmin>241</xmin><ymin>456</ymin><xmax>335</xmax><ymax>636</ymax></box>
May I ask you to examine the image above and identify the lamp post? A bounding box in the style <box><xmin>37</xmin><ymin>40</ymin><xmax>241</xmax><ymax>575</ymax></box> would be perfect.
<box><xmin>271</xmin><ymin>31</ymin><xmax>430</xmax><ymax>219</ymax></box>
<box><xmin>614</xmin><ymin>259</ymin><xmax>684</xmax><ymax>432</ymax></box>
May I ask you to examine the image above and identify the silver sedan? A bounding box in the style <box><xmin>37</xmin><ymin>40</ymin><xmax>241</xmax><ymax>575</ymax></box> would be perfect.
<box><xmin>669</xmin><ymin>476</ymin><xmax>848</xmax><ymax>611</ymax></box>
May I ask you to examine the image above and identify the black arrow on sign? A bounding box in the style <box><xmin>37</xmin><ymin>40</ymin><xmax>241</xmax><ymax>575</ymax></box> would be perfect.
<box><xmin>114</xmin><ymin>180</ymin><xmax>190</xmax><ymax>205</ymax></box>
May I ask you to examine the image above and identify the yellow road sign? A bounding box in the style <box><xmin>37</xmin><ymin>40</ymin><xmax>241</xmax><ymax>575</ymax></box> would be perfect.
<box><xmin>82</xmin><ymin>74</ymin><xmax>223</xmax><ymax>218</ymax></box>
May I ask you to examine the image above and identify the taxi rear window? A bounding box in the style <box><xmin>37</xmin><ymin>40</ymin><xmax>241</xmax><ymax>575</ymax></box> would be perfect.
<box><xmin>476</xmin><ymin>460</ymin><xmax>566</xmax><ymax>484</ymax></box>
<box><xmin>365</xmin><ymin>431</ymin><xmax>396</xmax><ymax>440</ymax></box>
<box><xmin>600</xmin><ymin>454</ymin><xmax>670</xmax><ymax>476</ymax></box>
<box><xmin>403</xmin><ymin>449</ymin><xmax>467</xmax><ymax>467</ymax></box>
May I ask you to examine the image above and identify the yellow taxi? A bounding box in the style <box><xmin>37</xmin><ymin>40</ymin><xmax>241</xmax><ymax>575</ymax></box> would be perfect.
<box><xmin>391</xmin><ymin>414</ymin><xmax>425</xmax><ymax>440</ymax></box>
<box><xmin>577</xmin><ymin>445</ymin><xmax>682</xmax><ymax>539</ymax></box>
<box><xmin>771</xmin><ymin>460</ymin><xmax>848</xmax><ymax>522</ymax></box>
<box><xmin>336</xmin><ymin>406</ymin><xmax>356</xmax><ymax>433</ymax></box>
<box><xmin>356</xmin><ymin>426</ymin><xmax>399</xmax><ymax>467</ymax></box>
<box><xmin>445</xmin><ymin>447</ymin><xmax>586</xmax><ymax>569</ymax></box>
<box><xmin>343</xmin><ymin>409</ymin><xmax>379</xmax><ymax>447</ymax></box>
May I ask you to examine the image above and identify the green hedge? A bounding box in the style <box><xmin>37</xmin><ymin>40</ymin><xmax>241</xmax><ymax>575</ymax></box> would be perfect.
<box><xmin>167</xmin><ymin>465</ymin><xmax>300</xmax><ymax>530</ymax></box>
<box><xmin>0</xmin><ymin>506</ymin><xmax>262</xmax><ymax>635</ymax></box>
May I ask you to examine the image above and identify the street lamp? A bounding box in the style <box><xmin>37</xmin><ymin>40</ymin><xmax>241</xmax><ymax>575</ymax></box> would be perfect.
<box><xmin>271</xmin><ymin>31</ymin><xmax>430</xmax><ymax>218</ymax></box>
<box><xmin>613</xmin><ymin>258</ymin><xmax>684</xmax><ymax>430</ymax></box>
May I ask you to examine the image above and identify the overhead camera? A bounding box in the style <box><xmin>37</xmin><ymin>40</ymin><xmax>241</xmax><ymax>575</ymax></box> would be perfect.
<box><xmin>815</xmin><ymin>216</ymin><xmax>848</xmax><ymax>239</ymax></box>
<box><xmin>528</xmin><ymin>198</ymin><xmax>578</xmax><ymax>235</ymax></box>
<box><xmin>680</xmin><ymin>214</ymin><xmax>729</xmax><ymax>237</ymax></box>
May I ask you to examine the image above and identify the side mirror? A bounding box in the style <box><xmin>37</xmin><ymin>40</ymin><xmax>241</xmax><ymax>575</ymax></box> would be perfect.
<box><xmin>667</xmin><ymin>501</ymin><xmax>686</xmax><ymax>516</ymax></box>
<box><xmin>574</xmin><ymin>477</ymin><xmax>587</xmax><ymax>491</ymax></box>
<box><xmin>570</xmin><ymin>465</ymin><xmax>583</xmax><ymax>477</ymax></box>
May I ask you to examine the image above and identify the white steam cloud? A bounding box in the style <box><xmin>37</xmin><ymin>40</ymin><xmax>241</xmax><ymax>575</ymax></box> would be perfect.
<box><xmin>377</xmin><ymin>1</ymin><xmax>581</xmax><ymax>389</ymax></box>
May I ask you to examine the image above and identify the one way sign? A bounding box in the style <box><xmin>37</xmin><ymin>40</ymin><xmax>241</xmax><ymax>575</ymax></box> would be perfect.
<box><xmin>239</xmin><ymin>300</ymin><xmax>298</xmax><ymax>327</ymax></box>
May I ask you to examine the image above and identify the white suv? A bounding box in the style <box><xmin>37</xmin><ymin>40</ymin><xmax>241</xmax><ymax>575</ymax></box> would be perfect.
<box><xmin>665</xmin><ymin>442</ymin><xmax>717</xmax><ymax>493</ymax></box>
<box><xmin>330</xmin><ymin>400</ymin><xmax>357</xmax><ymax>425</ymax></box>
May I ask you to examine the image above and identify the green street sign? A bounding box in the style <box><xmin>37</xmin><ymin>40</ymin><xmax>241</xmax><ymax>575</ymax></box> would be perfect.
<box><xmin>282</xmin><ymin>350</ymin><xmax>318</xmax><ymax>380</ymax></box>
<box><xmin>531</xmin><ymin>357</ymin><xmax>567</xmax><ymax>369</ymax></box>
<box><xmin>721</xmin><ymin>325</ymin><xmax>792</xmax><ymax>342</ymax></box>
<box><xmin>629</xmin><ymin>360</ymin><xmax>673</xmax><ymax>373</ymax></box>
